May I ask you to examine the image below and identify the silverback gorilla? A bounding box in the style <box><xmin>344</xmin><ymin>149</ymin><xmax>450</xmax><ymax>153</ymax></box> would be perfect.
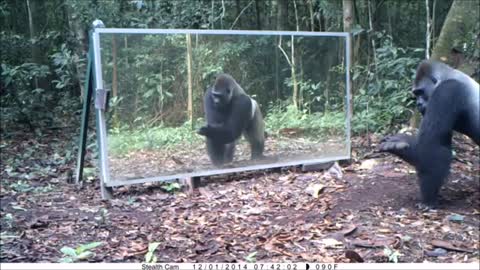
<box><xmin>198</xmin><ymin>73</ymin><xmax>265</xmax><ymax>166</ymax></box>
<box><xmin>379</xmin><ymin>60</ymin><xmax>479</xmax><ymax>207</ymax></box>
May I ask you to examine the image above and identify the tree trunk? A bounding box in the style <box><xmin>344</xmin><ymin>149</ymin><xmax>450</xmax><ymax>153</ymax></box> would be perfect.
<box><xmin>432</xmin><ymin>0</ymin><xmax>437</xmax><ymax>43</ymax></box>
<box><xmin>275</xmin><ymin>0</ymin><xmax>289</xmax><ymax>99</ymax></box>
<box><xmin>343</xmin><ymin>0</ymin><xmax>354</xmax><ymax>118</ymax></box>
<box><xmin>26</xmin><ymin>0</ymin><xmax>49</xmax><ymax>91</ymax></box>
<box><xmin>293</xmin><ymin>0</ymin><xmax>299</xmax><ymax>31</ymax></box>
<box><xmin>255</xmin><ymin>0</ymin><xmax>262</xmax><ymax>29</ymax></box>
<box><xmin>66</xmin><ymin>0</ymin><xmax>88</xmax><ymax>98</ymax></box>
<box><xmin>431</xmin><ymin>0</ymin><xmax>479</xmax><ymax>74</ymax></box>
<box><xmin>186</xmin><ymin>34</ymin><xmax>194</xmax><ymax>128</ymax></box>
<box><xmin>235</xmin><ymin>0</ymin><xmax>243</xmax><ymax>29</ymax></box>
<box><xmin>307</xmin><ymin>0</ymin><xmax>314</xmax><ymax>31</ymax></box>
<box><xmin>319</xmin><ymin>9</ymin><xmax>325</xmax><ymax>31</ymax></box>
<box><xmin>425</xmin><ymin>0</ymin><xmax>431</xmax><ymax>59</ymax></box>
<box><xmin>290</xmin><ymin>36</ymin><xmax>298</xmax><ymax>110</ymax></box>
<box><xmin>410</xmin><ymin>0</ymin><xmax>479</xmax><ymax>127</ymax></box>
<box><xmin>277</xmin><ymin>0</ymin><xmax>289</xmax><ymax>30</ymax></box>
<box><xmin>111</xmin><ymin>36</ymin><xmax>119</xmax><ymax>128</ymax></box>
<box><xmin>277</xmin><ymin>36</ymin><xmax>298</xmax><ymax>110</ymax></box>
<box><xmin>367</xmin><ymin>0</ymin><xmax>377</xmax><ymax>78</ymax></box>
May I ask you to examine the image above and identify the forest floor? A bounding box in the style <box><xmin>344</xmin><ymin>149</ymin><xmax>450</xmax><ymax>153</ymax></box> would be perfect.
<box><xmin>0</xmin><ymin>130</ymin><xmax>479</xmax><ymax>263</ymax></box>
<box><xmin>108</xmin><ymin>132</ymin><xmax>346</xmax><ymax>181</ymax></box>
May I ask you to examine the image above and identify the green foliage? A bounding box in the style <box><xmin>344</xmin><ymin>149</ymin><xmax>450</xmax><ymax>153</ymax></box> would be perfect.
<box><xmin>127</xmin><ymin>196</ymin><xmax>136</xmax><ymax>205</ymax></box>
<box><xmin>265</xmin><ymin>103</ymin><xmax>345</xmax><ymax>137</ymax></box>
<box><xmin>144</xmin><ymin>242</ymin><xmax>161</xmax><ymax>263</ymax></box>
<box><xmin>352</xmin><ymin>32</ymin><xmax>421</xmax><ymax>134</ymax></box>
<box><xmin>0</xmin><ymin>232</ymin><xmax>20</xmax><ymax>246</ymax></box>
<box><xmin>103</xmin><ymin>34</ymin><xmax>255</xmax><ymax>129</ymax></box>
<box><xmin>9</xmin><ymin>180</ymin><xmax>33</xmax><ymax>193</ymax></box>
<box><xmin>59</xmin><ymin>242</ymin><xmax>103</xmax><ymax>263</ymax></box>
<box><xmin>8</xmin><ymin>180</ymin><xmax>52</xmax><ymax>194</ymax></box>
<box><xmin>162</xmin><ymin>182</ymin><xmax>182</xmax><ymax>193</ymax></box>
<box><xmin>463</xmin><ymin>21</ymin><xmax>480</xmax><ymax>60</ymax></box>
<box><xmin>109</xmin><ymin>102</ymin><xmax>346</xmax><ymax>156</ymax></box>
<box><xmin>108</xmin><ymin>121</ymin><xmax>203</xmax><ymax>156</ymax></box>
<box><xmin>94</xmin><ymin>208</ymin><xmax>110</xmax><ymax>225</ymax></box>
<box><xmin>245</xmin><ymin>251</ymin><xmax>257</xmax><ymax>263</ymax></box>
<box><xmin>50</xmin><ymin>44</ymin><xmax>84</xmax><ymax>90</ymax></box>
<box><xmin>383</xmin><ymin>247</ymin><xmax>401</xmax><ymax>263</ymax></box>
<box><xmin>1</xmin><ymin>0</ymin><xmax>474</xmax><ymax>140</ymax></box>
<box><xmin>1</xmin><ymin>60</ymin><xmax>81</xmax><ymax>129</ymax></box>
<box><xmin>1</xmin><ymin>63</ymin><xmax>50</xmax><ymax>89</ymax></box>
<box><xmin>0</xmin><ymin>32</ymin><xmax>32</xmax><ymax>67</ymax></box>
<box><xmin>296</xmin><ymin>79</ymin><xmax>325</xmax><ymax>113</ymax></box>
<box><xmin>2</xmin><ymin>213</ymin><xmax>14</xmax><ymax>229</ymax></box>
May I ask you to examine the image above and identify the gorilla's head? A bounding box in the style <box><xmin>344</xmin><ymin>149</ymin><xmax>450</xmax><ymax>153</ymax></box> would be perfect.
<box><xmin>412</xmin><ymin>88</ymin><xmax>428</xmax><ymax>115</ymax></box>
<box><xmin>211</xmin><ymin>74</ymin><xmax>235</xmax><ymax>108</ymax></box>
<box><xmin>412</xmin><ymin>61</ymin><xmax>439</xmax><ymax>115</ymax></box>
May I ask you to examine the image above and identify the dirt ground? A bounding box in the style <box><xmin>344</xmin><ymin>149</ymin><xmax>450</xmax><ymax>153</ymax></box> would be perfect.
<box><xmin>0</xmin><ymin>131</ymin><xmax>478</xmax><ymax>263</ymax></box>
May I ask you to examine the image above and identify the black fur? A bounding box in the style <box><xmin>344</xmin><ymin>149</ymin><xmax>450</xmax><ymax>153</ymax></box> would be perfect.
<box><xmin>379</xmin><ymin>61</ymin><xmax>480</xmax><ymax>207</ymax></box>
<box><xmin>379</xmin><ymin>133</ymin><xmax>417</xmax><ymax>165</ymax></box>
<box><xmin>198</xmin><ymin>74</ymin><xmax>265</xmax><ymax>166</ymax></box>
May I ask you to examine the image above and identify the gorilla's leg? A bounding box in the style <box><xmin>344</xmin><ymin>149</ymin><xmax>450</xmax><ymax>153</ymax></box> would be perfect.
<box><xmin>244</xmin><ymin>107</ymin><xmax>265</xmax><ymax>159</ymax></box>
<box><xmin>224</xmin><ymin>143</ymin><xmax>236</xmax><ymax>163</ymax></box>
<box><xmin>206</xmin><ymin>138</ymin><xmax>226</xmax><ymax>166</ymax></box>
<box><xmin>246</xmin><ymin>133</ymin><xmax>264</xmax><ymax>159</ymax></box>
<box><xmin>413</xmin><ymin>80</ymin><xmax>460</xmax><ymax>206</ymax></box>
<box><xmin>416</xmin><ymin>144</ymin><xmax>451</xmax><ymax>205</ymax></box>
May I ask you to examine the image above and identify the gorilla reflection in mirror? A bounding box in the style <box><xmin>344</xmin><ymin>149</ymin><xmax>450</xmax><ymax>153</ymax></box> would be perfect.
<box><xmin>198</xmin><ymin>74</ymin><xmax>265</xmax><ymax>166</ymax></box>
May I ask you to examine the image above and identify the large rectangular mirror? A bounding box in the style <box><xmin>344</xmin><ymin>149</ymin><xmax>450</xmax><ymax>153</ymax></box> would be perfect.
<box><xmin>93</xmin><ymin>29</ymin><xmax>351</xmax><ymax>186</ymax></box>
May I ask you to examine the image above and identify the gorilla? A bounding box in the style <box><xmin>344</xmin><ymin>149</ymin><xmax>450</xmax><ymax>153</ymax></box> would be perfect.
<box><xmin>198</xmin><ymin>73</ymin><xmax>265</xmax><ymax>166</ymax></box>
<box><xmin>379</xmin><ymin>60</ymin><xmax>479</xmax><ymax>207</ymax></box>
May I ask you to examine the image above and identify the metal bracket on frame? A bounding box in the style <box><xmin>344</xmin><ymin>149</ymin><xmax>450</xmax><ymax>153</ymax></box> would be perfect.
<box><xmin>95</xmin><ymin>88</ymin><xmax>109</xmax><ymax>110</ymax></box>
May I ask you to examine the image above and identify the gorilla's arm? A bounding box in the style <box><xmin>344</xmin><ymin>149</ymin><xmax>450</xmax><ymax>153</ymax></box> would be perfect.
<box><xmin>378</xmin><ymin>133</ymin><xmax>418</xmax><ymax>166</ymax></box>
<box><xmin>199</xmin><ymin>94</ymin><xmax>253</xmax><ymax>144</ymax></box>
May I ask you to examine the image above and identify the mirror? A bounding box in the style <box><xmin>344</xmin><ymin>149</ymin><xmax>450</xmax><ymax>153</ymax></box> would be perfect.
<box><xmin>95</xmin><ymin>30</ymin><xmax>350</xmax><ymax>184</ymax></box>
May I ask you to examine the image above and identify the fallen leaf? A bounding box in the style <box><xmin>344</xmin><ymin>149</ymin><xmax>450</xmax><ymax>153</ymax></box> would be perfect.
<box><xmin>243</xmin><ymin>207</ymin><xmax>266</xmax><ymax>215</ymax></box>
<box><xmin>410</xmin><ymin>220</ymin><xmax>424</xmax><ymax>227</ymax></box>
<box><xmin>431</xmin><ymin>240</ymin><xmax>473</xmax><ymax>253</ymax></box>
<box><xmin>321</xmin><ymin>238</ymin><xmax>343</xmax><ymax>248</ymax></box>
<box><xmin>327</xmin><ymin>162</ymin><xmax>343</xmax><ymax>179</ymax></box>
<box><xmin>358</xmin><ymin>159</ymin><xmax>378</xmax><ymax>170</ymax></box>
<box><xmin>351</xmin><ymin>238</ymin><xmax>396</xmax><ymax>248</ymax></box>
<box><xmin>340</xmin><ymin>224</ymin><xmax>358</xmax><ymax>236</ymax></box>
<box><xmin>345</xmin><ymin>250</ymin><xmax>364</xmax><ymax>262</ymax></box>
<box><xmin>425</xmin><ymin>248</ymin><xmax>448</xmax><ymax>257</ymax></box>
<box><xmin>305</xmin><ymin>184</ymin><xmax>325</xmax><ymax>198</ymax></box>
<box><xmin>383</xmin><ymin>171</ymin><xmax>405</xmax><ymax>178</ymax></box>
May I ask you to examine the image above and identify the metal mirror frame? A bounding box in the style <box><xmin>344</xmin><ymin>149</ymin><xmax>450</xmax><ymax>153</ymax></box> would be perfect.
<box><xmin>83</xmin><ymin>24</ymin><xmax>351</xmax><ymax>199</ymax></box>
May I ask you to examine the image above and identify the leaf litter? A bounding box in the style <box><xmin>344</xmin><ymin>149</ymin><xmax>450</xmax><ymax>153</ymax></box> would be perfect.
<box><xmin>0</xmin><ymin>132</ymin><xmax>478</xmax><ymax>263</ymax></box>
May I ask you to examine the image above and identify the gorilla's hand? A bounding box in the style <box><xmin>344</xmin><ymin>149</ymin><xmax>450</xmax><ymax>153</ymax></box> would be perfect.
<box><xmin>197</xmin><ymin>124</ymin><xmax>226</xmax><ymax>139</ymax></box>
<box><xmin>378</xmin><ymin>133</ymin><xmax>418</xmax><ymax>166</ymax></box>
<box><xmin>378</xmin><ymin>133</ymin><xmax>413</xmax><ymax>152</ymax></box>
<box><xmin>197</xmin><ymin>125</ymin><xmax>212</xmax><ymax>136</ymax></box>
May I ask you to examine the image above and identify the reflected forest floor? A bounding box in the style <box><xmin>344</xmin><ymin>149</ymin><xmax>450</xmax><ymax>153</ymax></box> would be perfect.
<box><xmin>109</xmin><ymin>132</ymin><xmax>347</xmax><ymax>181</ymax></box>
<box><xmin>0</xmin><ymin>130</ymin><xmax>478</xmax><ymax>263</ymax></box>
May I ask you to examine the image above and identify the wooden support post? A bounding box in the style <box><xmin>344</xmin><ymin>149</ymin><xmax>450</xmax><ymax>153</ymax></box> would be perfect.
<box><xmin>183</xmin><ymin>177</ymin><xmax>201</xmax><ymax>193</ymax></box>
